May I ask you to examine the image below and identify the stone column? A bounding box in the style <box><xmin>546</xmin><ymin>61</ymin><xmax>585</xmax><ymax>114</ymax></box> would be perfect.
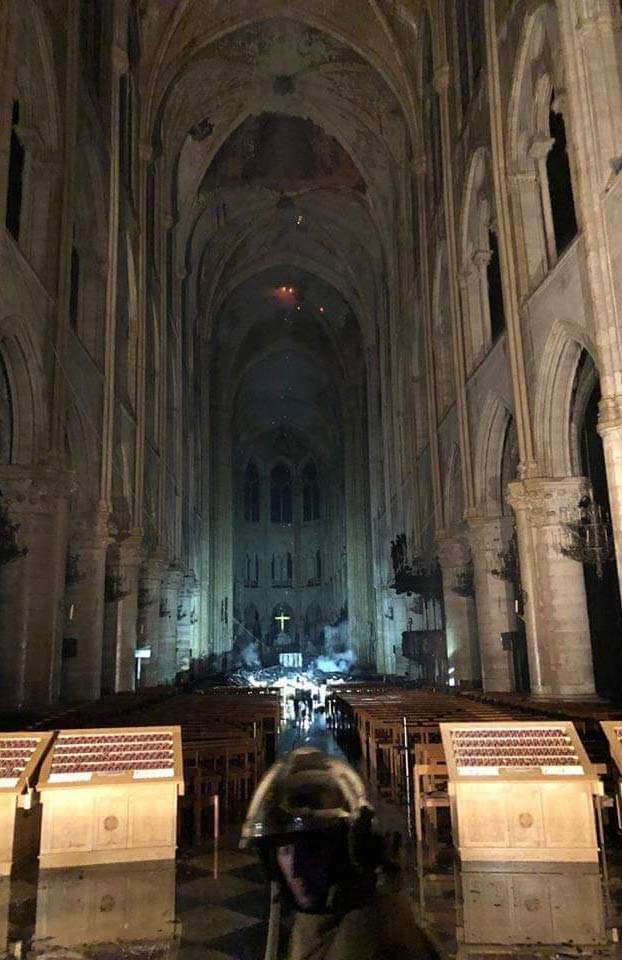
<box><xmin>175</xmin><ymin>574</ymin><xmax>195</xmax><ymax>673</ymax></box>
<box><xmin>158</xmin><ymin>565</ymin><xmax>183</xmax><ymax>683</ymax></box>
<box><xmin>0</xmin><ymin>466</ymin><xmax>72</xmax><ymax>710</ymax></box>
<box><xmin>507</xmin><ymin>477</ymin><xmax>596</xmax><ymax>699</ymax></box>
<box><xmin>62</xmin><ymin>504</ymin><xmax>112</xmax><ymax>702</ymax></box>
<box><xmin>344</xmin><ymin>393</ymin><xmax>374</xmax><ymax>669</ymax></box>
<box><xmin>101</xmin><ymin>530</ymin><xmax>143</xmax><ymax>693</ymax></box>
<box><xmin>437</xmin><ymin>532</ymin><xmax>481</xmax><ymax>688</ymax></box>
<box><xmin>467</xmin><ymin>514</ymin><xmax>517</xmax><ymax>692</ymax></box>
<box><xmin>598</xmin><ymin>401</ymin><xmax>622</xmax><ymax>600</ymax></box>
<box><xmin>553</xmin><ymin>2</ymin><xmax>622</xmax><ymax>594</ymax></box>
<box><xmin>137</xmin><ymin>552</ymin><xmax>165</xmax><ymax>687</ymax></box>
<box><xmin>187</xmin><ymin>577</ymin><xmax>201</xmax><ymax>659</ymax></box>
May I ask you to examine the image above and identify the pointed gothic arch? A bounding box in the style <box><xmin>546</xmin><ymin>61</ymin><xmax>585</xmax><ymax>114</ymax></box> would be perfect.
<box><xmin>0</xmin><ymin>317</ymin><xmax>43</xmax><ymax>465</ymax></box>
<box><xmin>473</xmin><ymin>393</ymin><xmax>514</xmax><ymax>514</ymax></box>
<box><xmin>507</xmin><ymin>3</ymin><xmax>578</xmax><ymax>284</ymax></box>
<box><xmin>534</xmin><ymin>321</ymin><xmax>598</xmax><ymax>477</ymax></box>
<box><xmin>459</xmin><ymin>148</ymin><xmax>500</xmax><ymax>365</ymax></box>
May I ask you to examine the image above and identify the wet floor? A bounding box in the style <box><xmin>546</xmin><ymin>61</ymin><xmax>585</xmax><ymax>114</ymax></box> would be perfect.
<box><xmin>4</xmin><ymin>718</ymin><xmax>622</xmax><ymax>959</ymax></box>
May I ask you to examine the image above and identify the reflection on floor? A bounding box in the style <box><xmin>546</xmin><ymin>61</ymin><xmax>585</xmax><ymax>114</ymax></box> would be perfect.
<box><xmin>2</xmin><ymin>719</ymin><xmax>622</xmax><ymax>959</ymax></box>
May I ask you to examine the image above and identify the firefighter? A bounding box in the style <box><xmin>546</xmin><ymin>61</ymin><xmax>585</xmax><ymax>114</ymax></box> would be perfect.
<box><xmin>241</xmin><ymin>747</ymin><xmax>438</xmax><ymax>960</ymax></box>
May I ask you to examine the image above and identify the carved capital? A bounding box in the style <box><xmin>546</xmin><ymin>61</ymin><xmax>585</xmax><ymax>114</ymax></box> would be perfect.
<box><xmin>598</xmin><ymin>393</ymin><xmax>622</xmax><ymax>438</ymax></box>
<box><xmin>528</xmin><ymin>135</ymin><xmax>555</xmax><ymax>161</ymax></box>
<box><xmin>109</xmin><ymin>528</ymin><xmax>144</xmax><ymax>570</ymax></box>
<box><xmin>0</xmin><ymin>465</ymin><xmax>75</xmax><ymax>515</ymax></box>
<box><xmin>473</xmin><ymin>249</ymin><xmax>492</xmax><ymax>269</ymax></box>
<box><xmin>466</xmin><ymin>513</ymin><xmax>514</xmax><ymax>552</ymax></box>
<box><xmin>139</xmin><ymin>554</ymin><xmax>166</xmax><ymax>587</ymax></box>
<box><xmin>162</xmin><ymin>563</ymin><xmax>185</xmax><ymax>592</ymax></box>
<box><xmin>506</xmin><ymin>477</ymin><xmax>590</xmax><ymax>526</ymax></box>
<box><xmin>70</xmin><ymin>503</ymin><xmax>115</xmax><ymax>551</ymax></box>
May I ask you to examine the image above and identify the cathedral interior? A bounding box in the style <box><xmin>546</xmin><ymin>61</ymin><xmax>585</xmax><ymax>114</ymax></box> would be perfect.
<box><xmin>3</xmin><ymin>0</ymin><xmax>622</xmax><ymax>957</ymax></box>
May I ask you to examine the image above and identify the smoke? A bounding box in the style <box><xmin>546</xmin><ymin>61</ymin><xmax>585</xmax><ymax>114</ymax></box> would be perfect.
<box><xmin>239</xmin><ymin>642</ymin><xmax>261</xmax><ymax>668</ymax></box>
<box><xmin>313</xmin><ymin>649</ymin><xmax>355</xmax><ymax>673</ymax></box>
<box><xmin>313</xmin><ymin>619</ymin><xmax>354</xmax><ymax>673</ymax></box>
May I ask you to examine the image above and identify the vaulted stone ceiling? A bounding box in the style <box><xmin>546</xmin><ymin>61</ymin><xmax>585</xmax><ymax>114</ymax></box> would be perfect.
<box><xmin>143</xmin><ymin>2</ymin><xmax>420</xmax><ymax>461</ymax></box>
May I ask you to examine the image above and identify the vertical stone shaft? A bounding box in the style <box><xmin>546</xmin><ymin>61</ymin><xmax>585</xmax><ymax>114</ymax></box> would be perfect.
<box><xmin>159</xmin><ymin>566</ymin><xmax>183</xmax><ymax>682</ymax></box>
<box><xmin>437</xmin><ymin>533</ymin><xmax>481</xmax><ymax>687</ymax></box>
<box><xmin>468</xmin><ymin>515</ymin><xmax>517</xmax><ymax>692</ymax></box>
<box><xmin>62</xmin><ymin>506</ymin><xmax>111</xmax><ymax>701</ymax></box>
<box><xmin>0</xmin><ymin>467</ymin><xmax>72</xmax><ymax>709</ymax></box>
<box><xmin>508</xmin><ymin>478</ymin><xmax>596</xmax><ymax>698</ymax></box>
<box><xmin>102</xmin><ymin>532</ymin><xmax>143</xmax><ymax>693</ymax></box>
<box><xmin>138</xmin><ymin>554</ymin><xmax>165</xmax><ymax>687</ymax></box>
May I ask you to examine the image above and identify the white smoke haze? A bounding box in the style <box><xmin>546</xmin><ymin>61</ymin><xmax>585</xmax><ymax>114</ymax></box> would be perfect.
<box><xmin>313</xmin><ymin>619</ymin><xmax>354</xmax><ymax>673</ymax></box>
<box><xmin>239</xmin><ymin>641</ymin><xmax>261</xmax><ymax>668</ymax></box>
<box><xmin>313</xmin><ymin>649</ymin><xmax>355</xmax><ymax>673</ymax></box>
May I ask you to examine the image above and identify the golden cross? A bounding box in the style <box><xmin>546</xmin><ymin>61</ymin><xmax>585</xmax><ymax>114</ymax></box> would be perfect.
<box><xmin>275</xmin><ymin>611</ymin><xmax>291</xmax><ymax>632</ymax></box>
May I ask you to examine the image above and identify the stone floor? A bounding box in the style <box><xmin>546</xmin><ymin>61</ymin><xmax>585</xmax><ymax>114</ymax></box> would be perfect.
<box><xmin>3</xmin><ymin>717</ymin><xmax>622</xmax><ymax>959</ymax></box>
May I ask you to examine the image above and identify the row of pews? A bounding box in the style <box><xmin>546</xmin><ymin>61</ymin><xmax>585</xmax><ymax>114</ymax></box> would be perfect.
<box><xmin>0</xmin><ymin>686</ymin><xmax>281</xmax><ymax>872</ymax></box>
<box><xmin>54</xmin><ymin>685</ymin><xmax>282</xmax><ymax>847</ymax></box>
<box><xmin>328</xmin><ymin>682</ymin><xmax>525</xmax><ymax>798</ymax></box>
<box><xmin>327</xmin><ymin>683</ymin><xmax>622</xmax><ymax>861</ymax></box>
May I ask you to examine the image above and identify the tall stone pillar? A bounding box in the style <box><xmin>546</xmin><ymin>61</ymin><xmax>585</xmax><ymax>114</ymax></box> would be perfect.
<box><xmin>436</xmin><ymin>532</ymin><xmax>481</xmax><ymax>688</ymax></box>
<box><xmin>507</xmin><ymin>478</ymin><xmax>596</xmax><ymax>699</ymax></box>
<box><xmin>0</xmin><ymin>466</ymin><xmax>72</xmax><ymax>710</ymax></box>
<box><xmin>187</xmin><ymin>577</ymin><xmax>201</xmax><ymax>660</ymax></box>
<box><xmin>175</xmin><ymin>574</ymin><xmax>198</xmax><ymax>673</ymax></box>
<box><xmin>158</xmin><ymin>565</ymin><xmax>183</xmax><ymax>683</ymax></box>
<box><xmin>62</xmin><ymin>504</ymin><xmax>111</xmax><ymax>702</ymax></box>
<box><xmin>137</xmin><ymin>553</ymin><xmax>165</xmax><ymax>687</ymax></box>
<box><xmin>598</xmin><ymin>402</ymin><xmax>622</xmax><ymax>600</ymax></box>
<box><xmin>467</xmin><ymin>515</ymin><xmax>517</xmax><ymax>692</ymax></box>
<box><xmin>101</xmin><ymin>530</ymin><xmax>143</xmax><ymax>694</ymax></box>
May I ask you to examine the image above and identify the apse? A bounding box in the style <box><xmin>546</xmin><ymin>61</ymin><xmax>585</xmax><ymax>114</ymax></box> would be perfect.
<box><xmin>204</xmin><ymin>265</ymin><xmax>373</xmax><ymax>669</ymax></box>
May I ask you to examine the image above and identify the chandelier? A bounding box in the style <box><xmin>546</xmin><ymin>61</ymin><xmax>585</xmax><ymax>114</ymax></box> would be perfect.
<box><xmin>559</xmin><ymin>496</ymin><xmax>612</xmax><ymax>580</ymax></box>
<box><xmin>491</xmin><ymin>526</ymin><xmax>527</xmax><ymax>616</ymax></box>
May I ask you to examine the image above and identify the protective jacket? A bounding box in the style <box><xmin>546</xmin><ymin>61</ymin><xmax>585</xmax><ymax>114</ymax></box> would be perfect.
<box><xmin>287</xmin><ymin>889</ymin><xmax>438</xmax><ymax>960</ymax></box>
